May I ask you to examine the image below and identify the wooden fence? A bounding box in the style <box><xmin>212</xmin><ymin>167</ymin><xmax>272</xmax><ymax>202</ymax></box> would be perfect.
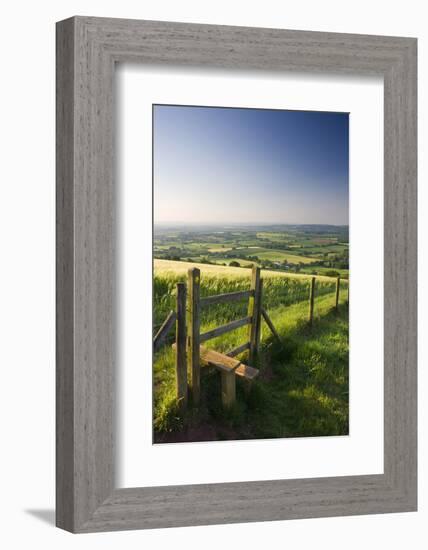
<box><xmin>154</xmin><ymin>266</ymin><xmax>348</xmax><ymax>410</ymax></box>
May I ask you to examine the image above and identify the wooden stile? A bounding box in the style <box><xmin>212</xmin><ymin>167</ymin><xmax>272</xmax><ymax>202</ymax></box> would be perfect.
<box><xmin>308</xmin><ymin>276</ymin><xmax>315</xmax><ymax>324</ymax></box>
<box><xmin>187</xmin><ymin>268</ymin><xmax>201</xmax><ymax>405</ymax></box>
<box><xmin>248</xmin><ymin>265</ymin><xmax>262</xmax><ymax>364</ymax></box>
<box><xmin>175</xmin><ymin>283</ymin><xmax>187</xmax><ymax>409</ymax></box>
<box><xmin>177</xmin><ymin>344</ymin><xmax>259</xmax><ymax>381</ymax></box>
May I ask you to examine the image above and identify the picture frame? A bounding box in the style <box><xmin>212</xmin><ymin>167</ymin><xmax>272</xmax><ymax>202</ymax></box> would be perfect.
<box><xmin>56</xmin><ymin>16</ymin><xmax>417</xmax><ymax>533</ymax></box>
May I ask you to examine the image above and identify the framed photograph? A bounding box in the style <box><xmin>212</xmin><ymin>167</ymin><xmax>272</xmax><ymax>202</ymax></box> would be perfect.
<box><xmin>56</xmin><ymin>17</ymin><xmax>417</xmax><ymax>532</ymax></box>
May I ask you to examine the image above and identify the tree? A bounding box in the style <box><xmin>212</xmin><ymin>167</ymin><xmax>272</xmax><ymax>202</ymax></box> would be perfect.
<box><xmin>229</xmin><ymin>260</ymin><xmax>240</xmax><ymax>267</ymax></box>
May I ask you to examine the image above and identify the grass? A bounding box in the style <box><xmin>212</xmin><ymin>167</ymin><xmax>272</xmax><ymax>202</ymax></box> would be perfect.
<box><xmin>153</xmin><ymin>259</ymin><xmax>349</xmax><ymax>442</ymax></box>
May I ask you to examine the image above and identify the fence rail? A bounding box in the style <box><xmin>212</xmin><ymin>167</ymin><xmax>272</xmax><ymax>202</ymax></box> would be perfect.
<box><xmin>153</xmin><ymin>310</ymin><xmax>176</xmax><ymax>353</ymax></box>
<box><xmin>200</xmin><ymin>289</ymin><xmax>253</xmax><ymax>307</ymax></box>
<box><xmin>200</xmin><ymin>315</ymin><xmax>252</xmax><ymax>343</ymax></box>
<box><xmin>227</xmin><ymin>341</ymin><xmax>251</xmax><ymax>358</ymax></box>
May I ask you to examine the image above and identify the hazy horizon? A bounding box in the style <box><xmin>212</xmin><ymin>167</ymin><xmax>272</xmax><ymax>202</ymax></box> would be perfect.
<box><xmin>153</xmin><ymin>105</ymin><xmax>349</xmax><ymax>225</ymax></box>
<box><xmin>154</xmin><ymin>221</ymin><xmax>349</xmax><ymax>226</ymax></box>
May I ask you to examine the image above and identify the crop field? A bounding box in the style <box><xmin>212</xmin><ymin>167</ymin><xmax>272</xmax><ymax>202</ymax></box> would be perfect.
<box><xmin>154</xmin><ymin>223</ymin><xmax>348</xmax><ymax>278</ymax></box>
<box><xmin>154</xmin><ymin>258</ymin><xmax>339</xmax><ymax>282</ymax></box>
<box><xmin>153</xmin><ymin>238</ymin><xmax>349</xmax><ymax>443</ymax></box>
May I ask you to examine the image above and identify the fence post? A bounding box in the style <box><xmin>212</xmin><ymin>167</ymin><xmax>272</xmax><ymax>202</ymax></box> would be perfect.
<box><xmin>335</xmin><ymin>276</ymin><xmax>340</xmax><ymax>310</ymax></box>
<box><xmin>187</xmin><ymin>268</ymin><xmax>201</xmax><ymax>406</ymax></box>
<box><xmin>221</xmin><ymin>371</ymin><xmax>236</xmax><ymax>409</ymax></box>
<box><xmin>308</xmin><ymin>276</ymin><xmax>315</xmax><ymax>324</ymax></box>
<box><xmin>175</xmin><ymin>282</ymin><xmax>187</xmax><ymax>410</ymax></box>
<box><xmin>256</xmin><ymin>278</ymin><xmax>263</xmax><ymax>346</ymax></box>
<box><xmin>248</xmin><ymin>265</ymin><xmax>262</xmax><ymax>364</ymax></box>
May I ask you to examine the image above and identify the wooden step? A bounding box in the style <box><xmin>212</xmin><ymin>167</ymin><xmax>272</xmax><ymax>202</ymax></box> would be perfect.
<box><xmin>172</xmin><ymin>343</ymin><xmax>259</xmax><ymax>380</ymax></box>
<box><xmin>199</xmin><ymin>346</ymin><xmax>259</xmax><ymax>380</ymax></box>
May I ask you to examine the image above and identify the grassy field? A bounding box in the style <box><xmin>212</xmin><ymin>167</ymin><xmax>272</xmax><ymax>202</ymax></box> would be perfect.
<box><xmin>153</xmin><ymin>259</ymin><xmax>349</xmax><ymax>443</ymax></box>
<box><xmin>154</xmin><ymin>259</ymin><xmax>338</xmax><ymax>282</ymax></box>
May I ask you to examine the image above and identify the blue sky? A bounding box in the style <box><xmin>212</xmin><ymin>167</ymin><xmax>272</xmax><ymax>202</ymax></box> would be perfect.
<box><xmin>153</xmin><ymin>105</ymin><xmax>349</xmax><ymax>225</ymax></box>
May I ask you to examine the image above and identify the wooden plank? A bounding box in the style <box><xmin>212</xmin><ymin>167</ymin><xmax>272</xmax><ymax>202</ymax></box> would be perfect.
<box><xmin>261</xmin><ymin>308</ymin><xmax>281</xmax><ymax>343</ymax></box>
<box><xmin>199</xmin><ymin>346</ymin><xmax>240</xmax><ymax>372</ymax></box>
<box><xmin>247</xmin><ymin>266</ymin><xmax>262</xmax><ymax>364</ymax></box>
<box><xmin>226</xmin><ymin>341</ymin><xmax>250</xmax><ymax>357</ymax></box>
<box><xmin>153</xmin><ymin>310</ymin><xmax>176</xmax><ymax>353</ymax></box>
<box><xmin>200</xmin><ymin>316</ymin><xmax>251</xmax><ymax>343</ymax></box>
<box><xmin>234</xmin><ymin>363</ymin><xmax>259</xmax><ymax>381</ymax></box>
<box><xmin>187</xmin><ymin>268</ymin><xmax>201</xmax><ymax>405</ymax></box>
<box><xmin>335</xmin><ymin>276</ymin><xmax>340</xmax><ymax>309</ymax></box>
<box><xmin>175</xmin><ymin>283</ymin><xmax>187</xmax><ymax>409</ymax></box>
<box><xmin>199</xmin><ymin>346</ymin><xmax>259</xmax><ymax>380</ymax></box>
<box><xmin>221</xmin><ymin>370</ymin><xmax>236</xmax><ymax>408</ymax></box>
<box><xmin>200</xmin><ymin>289</ymin><xmax>253</xmax><ymax>307</ymax></box>
<box><xmin>308</xmin><ymin>276</ymin><xmax>315</xmax><ymax>324</ymax></box>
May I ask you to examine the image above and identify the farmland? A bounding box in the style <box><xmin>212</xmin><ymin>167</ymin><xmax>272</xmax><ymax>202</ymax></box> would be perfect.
<box><xmin>154</xmin><ymin>223</ymin><xmax>349</xmax><ymax>278</ymax></box>
<box><xmin>153</xmin><ymin>224</ymin><xmax>349</xmax><ymax>443</ymax></box>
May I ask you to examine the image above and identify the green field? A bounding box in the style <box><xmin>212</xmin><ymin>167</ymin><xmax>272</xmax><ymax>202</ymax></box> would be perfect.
<box><xmin>154</xmin><ymin>224</ymin><xmax>348</xmax><ymax>277</ymax></box>
<box><xmin>153</xmin><ymin>256</ymin><xmax>349</xmax><ymax>443</ymax></box>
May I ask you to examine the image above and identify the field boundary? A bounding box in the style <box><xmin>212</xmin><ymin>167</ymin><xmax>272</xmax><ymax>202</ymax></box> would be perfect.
<box><xmin>153</xmin><ymin>266</ymin><xmax>348</xmax><ymax>411</ymax></box>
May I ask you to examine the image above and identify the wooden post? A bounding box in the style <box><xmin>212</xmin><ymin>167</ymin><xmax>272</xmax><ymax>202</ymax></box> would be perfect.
<box><xmin>221</xmin><ymin>371</ymin><xmax>236</xmax><ymax>409</ymax></box>
<box><xmin>175</xmin><ymin>282</ymin><xmax>187</xmax><ymax>410</ymax></box>
<box><xmin>256</xmin><ymin>278</ymin><xmax>263</xmax><ymax>346</ymax></box>
<box><xmin>308</xmin><ymin>276</ymin><xmax>315</xmax><ymax>324</ymax></box>
<box><xmin>248</xmin><ymin>266</ymin><xmax>261</xmax><ymax>364</ymax></box>
<box><xmin>187</xmin><ymin>268</ymin><xmax>201</xmax><ymax>406</ymax></box>
<box><xmin>335</xmin><ymin>276</ymin><xmax>340</xmax><ymax>310</ymax></box>
<box><xmin>261</xmin><ymin>307</ymin><xmax>281</xmax><ymax>344</ymax></box>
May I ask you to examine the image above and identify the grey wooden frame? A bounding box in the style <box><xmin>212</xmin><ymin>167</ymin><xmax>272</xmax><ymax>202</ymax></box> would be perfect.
<box><xmin>56</xmin><ymin>16</ymin><xmax>417</xmax><ymax>533</ymax></box>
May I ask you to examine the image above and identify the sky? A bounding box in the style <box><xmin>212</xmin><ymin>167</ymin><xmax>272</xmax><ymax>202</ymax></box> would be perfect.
<box><xmin>153</xmin><ymin>105</ymin><xmax>349</xmax><ymax>226</ymax></box>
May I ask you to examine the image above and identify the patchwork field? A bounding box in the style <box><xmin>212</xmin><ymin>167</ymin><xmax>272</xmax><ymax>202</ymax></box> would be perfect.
<box><xmin>154</xmin><ymin>224</ymin><xmax>348</xmax><ymax>278</ymax></box>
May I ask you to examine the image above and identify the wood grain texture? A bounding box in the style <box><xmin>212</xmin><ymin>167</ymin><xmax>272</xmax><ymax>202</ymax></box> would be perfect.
<box><xmin>175</xmin><ymin>283</ymin><xmax>187</xmax><ymax>408</ymax></box>
<box><xmin>200</xmin><ymin>289</ymin><xmax>253</xmax><ymax>307</ymax></box>
<box><xmin>261</xmin><ymin>307</ymin><xmax>281</xmax><ymax>343</ymax></box>
<box><xmin>56</xmin><ymin>17</ymin><xmax>75</xmax><ymax>532</ymax></box>
<box><xmin>200</xmin><ymin>316</ymin><xmax>252</xmax><ymax>343</ymax></box>
<box><xmin>187</xmin><ymin>268</ymin><xmax>201</xmax><ymax>405</ymax></box>
<box><xmin>153</xmin><ymin>310</ymin><xmax>176</xmax><ymax>353</ymax></box>
<box><xmin>56</xmin><ymin>16</ymin><xmax>417</xmax><ymax>533</ymax></box>
<box><xmin>226</xmin><ymin>341</ymin><xmax>251</xmax><ymax>357</ymax></box>
<box><xmin>248</xmin><ymin>266</ymin><xmax>262</xmax><ymax>363</ymax></box>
